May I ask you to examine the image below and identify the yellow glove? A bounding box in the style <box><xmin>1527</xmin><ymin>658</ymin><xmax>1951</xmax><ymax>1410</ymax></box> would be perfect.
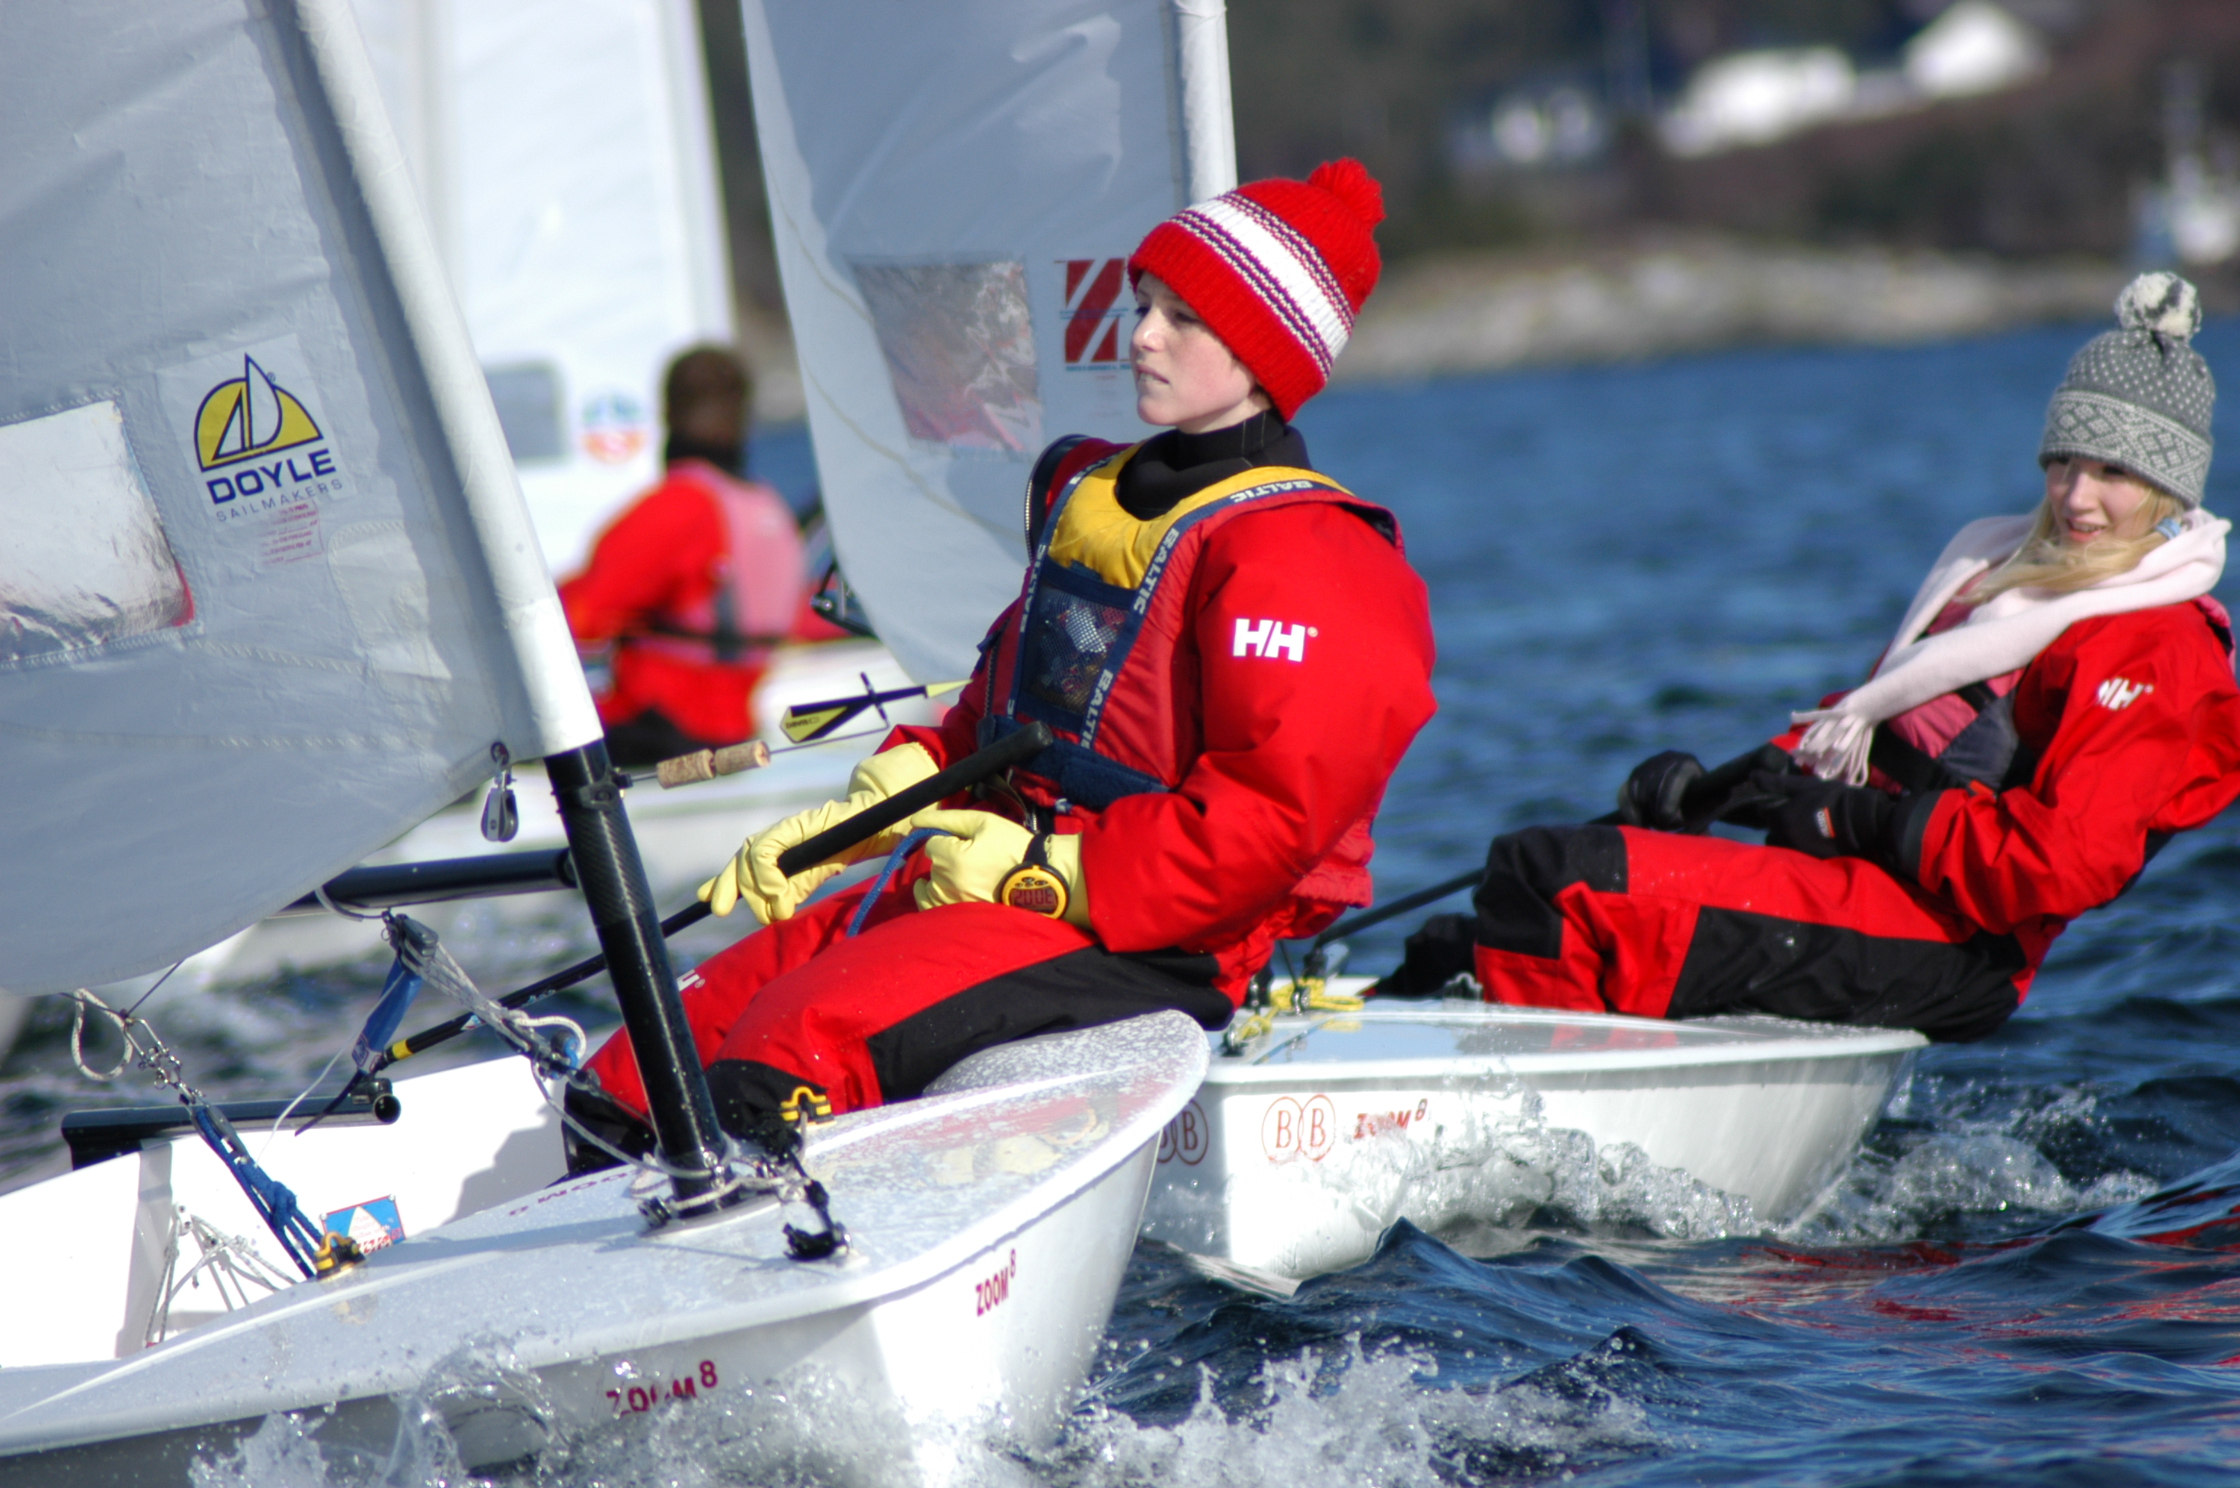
<box><xmin>911</xmin><ymin>810</ymin><xmax>1089</xmax><ymax>927</ymax></box>
<box><xmin>699</xmin><ymin>743</ymin><xmax>941</xmax><ymax>922</ymax></box>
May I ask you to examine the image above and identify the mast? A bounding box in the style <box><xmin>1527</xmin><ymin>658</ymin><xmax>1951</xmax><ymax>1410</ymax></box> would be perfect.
<box><xmin>547</xmin><ymin>743</ymin><xmax>726</xmax><ymax>1201</ymax></box>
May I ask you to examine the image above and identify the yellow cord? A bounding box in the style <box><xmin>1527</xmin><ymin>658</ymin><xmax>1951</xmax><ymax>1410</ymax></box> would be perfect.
<box><xmin>1220</xmin><ymin>1007</ymin><xmax>1278</xmax><ymax>1056</ymax></box>
<box><xmin>1287</xmin><ymin>977</ymin><xmax>1364</xmax><ymax>1012</ymax></box>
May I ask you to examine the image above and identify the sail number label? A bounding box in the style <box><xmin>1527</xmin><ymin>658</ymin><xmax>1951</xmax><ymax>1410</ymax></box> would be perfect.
<box><xmin>607</xmin><ymin>1359</ymin><xmax>720</xmax><ymax>1414</ymax></box>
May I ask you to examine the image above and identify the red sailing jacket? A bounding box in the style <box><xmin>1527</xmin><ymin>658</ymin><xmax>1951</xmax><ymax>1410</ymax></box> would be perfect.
<box><xmin>1783</xmin><ymin>601</ymin><xmax>2240</xmax><ymax>973</ymax></box>
<box><xmin>884</xmin><ymin>438</ymin><xmax>1437</xmax><ymax>1003</ymax></box>
<box><xmin>1914</xmin><ymin>604</ymin><xmax>2240</xmax><ymax>960</ymax></box>
<box><xmin>559</xmin><ymin>461</ymin><xmax>829</xmax><ymax>745</ymax></box>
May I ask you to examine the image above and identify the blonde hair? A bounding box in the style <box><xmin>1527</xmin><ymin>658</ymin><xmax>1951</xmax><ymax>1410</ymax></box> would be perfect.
<box><xmin>1972</xmin><ymin>481</ymin><xmax>2184</xmax><ymax>602</ymax></box>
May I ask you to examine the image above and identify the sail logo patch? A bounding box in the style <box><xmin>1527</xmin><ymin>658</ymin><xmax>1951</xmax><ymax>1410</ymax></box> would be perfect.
<box><xmin>194</xmin><ymin>355</ymin><xmax>324</xmax><ymax>470</ymax></box>
<box><xmin>162</xmin><ymin>338</ymin><xmax>350</xmax><ymax>567</ymax></box>
<box><xmin>1059</xmin><ymin>258</ymin><xmax>1128</xmax><ymax>368</ymax></box>
<box><xmin>2096</xmin><ymin>677</ymin><xmax>2153</xmax><ymax>711</ymax></box>
<box><xmin>188</xmin><ymin>353</ymin><xmax>346</xmax><ymax>521</ymax></box>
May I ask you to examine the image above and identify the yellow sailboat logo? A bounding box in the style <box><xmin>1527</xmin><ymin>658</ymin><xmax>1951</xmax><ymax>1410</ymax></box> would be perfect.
<box><xmin>194</xmin><ymin>355</ymin><xmax>323</xmax><ymax>470</ymax></box>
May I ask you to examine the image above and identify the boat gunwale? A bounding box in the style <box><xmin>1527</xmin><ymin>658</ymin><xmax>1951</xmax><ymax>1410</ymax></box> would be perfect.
<box><xmin>1208</xmin><ymin>1005</ymin><xmax>1926</xmax><ymax>1084</ymax></box>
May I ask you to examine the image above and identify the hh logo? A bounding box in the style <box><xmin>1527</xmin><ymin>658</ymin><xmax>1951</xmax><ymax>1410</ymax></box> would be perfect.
<box><xmin>1233</xmin><ymin>617</ymin><xmax>1314</xmax><ymax>662</ymax></box>
<box><xmin>2096</xmin><ymin>676</ymin><xmax>2154</xmax><ymax>711</ymax></box>
<box><xmin>1060</xmin><ymin>258</ymin><xmax>1128</xmax><ymax>367</ymax></box>
<box><xmin>194</xmin><ymin>355</ymin><xmax>323</xmax><ymax>471</ymax></box>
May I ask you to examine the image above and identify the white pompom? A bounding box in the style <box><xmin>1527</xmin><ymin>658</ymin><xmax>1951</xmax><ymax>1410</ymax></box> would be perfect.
<box><xmin>2116</xmin><ymin>272</ymin><xmax>2201</xmax><ymax>342</ymax></box>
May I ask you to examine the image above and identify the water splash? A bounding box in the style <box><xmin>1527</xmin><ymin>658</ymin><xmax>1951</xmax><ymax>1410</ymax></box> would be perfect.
<box><xmin>1037</xmin><ymin>1335</ymin><xmax>1660</xmax><ymax>1488</ymax></box>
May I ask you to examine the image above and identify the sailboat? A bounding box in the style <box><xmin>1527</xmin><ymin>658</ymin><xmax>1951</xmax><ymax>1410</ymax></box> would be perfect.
<box><xmin>731</xmin><ymin>0</ymin><xmax>1924</xmax><ymax>1274</ymax></box>
<box><xmin>0</xmin><ymin>0</ymin><xmax>1208</xmax><ymax>1480</ymax></box>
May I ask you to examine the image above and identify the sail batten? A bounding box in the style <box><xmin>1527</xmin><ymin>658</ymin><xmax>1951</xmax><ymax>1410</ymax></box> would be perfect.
<box><xmin>0</xmin><ymin>0</ymin><xmax>600</xmax><ymax>993</ymax></box>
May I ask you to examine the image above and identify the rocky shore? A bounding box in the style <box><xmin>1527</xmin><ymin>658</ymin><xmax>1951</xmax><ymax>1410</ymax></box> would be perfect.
<box><xmin>1336</xmin><ymin>236</ymin><xmax>2128</xmax><ymax>384</ymax></box>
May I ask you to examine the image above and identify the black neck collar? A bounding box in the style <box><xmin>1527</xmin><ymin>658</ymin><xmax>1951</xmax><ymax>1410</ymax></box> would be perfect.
<box><xmin>1115</xmin><ymin>410</ymin><xmax>1308</xmax><ymax>518</ymax></box>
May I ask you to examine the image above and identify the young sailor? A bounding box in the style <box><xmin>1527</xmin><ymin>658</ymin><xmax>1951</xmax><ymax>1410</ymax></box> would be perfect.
<box><xmin>575</xmin><ymin>161</ymin><xmax>1436</xmax><ymax>1149</ymax></box>
<box><xmin>1383</xmin><ymin>272</ymin><xmax>2240</xmax><ymax>1041</ymax></box>
<box><xmin>559</xmin><ymin>346</ymin><xmax>832</xmax><ymax>767</ymax></box>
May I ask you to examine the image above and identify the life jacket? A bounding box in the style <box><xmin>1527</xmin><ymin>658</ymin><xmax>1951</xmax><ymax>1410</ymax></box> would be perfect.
<box><xmin>977</xmin><ymin>437</ymin><xmax>1397</xmax><ymax>836</ymax></box>
<box><xmin>628</xmin><ymin>462</ymin><xmax>804</xmax><ymax>670</ymax></box>
<box><xmin>1872</xmin><ymin>594</ymin><xmax>2237</xmax><ymax>794</ymax></box>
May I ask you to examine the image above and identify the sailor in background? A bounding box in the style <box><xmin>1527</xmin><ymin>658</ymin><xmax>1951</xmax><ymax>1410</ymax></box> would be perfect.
<box><xmin>1383</xmin><ymin>273</ymin><xmax>2240</xmax><ymax>1042</ymax></box>
<box><xmin>559</xmin><ymin>345</ymin><xmax>830</xmax><ymax>767</ymax></box>
<box><xmin>573</xmin><ymin>161</ymin><xmax>1435</xmax><ymax>1151</ymax></box>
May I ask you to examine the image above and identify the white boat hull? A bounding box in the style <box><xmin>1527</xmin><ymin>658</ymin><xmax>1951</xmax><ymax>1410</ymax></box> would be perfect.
<box><xmin>0</xmin><ymin>1014</ymin><xmax>1206</xmax><ymax>1485</ymax></box>
<box><xmin>1142</xmin><ymin>992</ymin><xmax>1923</xmax><ymax>1278</ymax></box>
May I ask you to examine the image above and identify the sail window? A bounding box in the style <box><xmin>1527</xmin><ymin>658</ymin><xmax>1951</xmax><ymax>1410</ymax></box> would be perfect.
<box><xmin>852</xmin><ymin>260</ymin><xmax>1043</xmax><ymax>454</ymax></box>
<box><xmin>0</xmin><ymin>401</ymin><xmax>191</xmax><ymax>665</ymax></box>
<box><xmin>483</xmin><ymin>362</ymin><xmax>567</xmax><ymax>464</ymax></box>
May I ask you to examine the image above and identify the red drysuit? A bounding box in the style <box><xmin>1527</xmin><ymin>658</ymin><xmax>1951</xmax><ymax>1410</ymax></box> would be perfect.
<box><xmin>1471</xmin><ymin>601</ymin><xmax>2240</xmax><ymax>1040</ymax></box>
<box><xmin>559</xmin><ymin>460</ymin><xmax>822</xmax><ymax>751</ymax></box>
<box><xmin>583</xmin><ymin>440</ymin><xmax>1436</xmax><ymax>1126</ymax></box>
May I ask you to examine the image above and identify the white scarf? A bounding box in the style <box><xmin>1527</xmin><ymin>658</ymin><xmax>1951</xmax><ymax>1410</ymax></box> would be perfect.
<box><xmin>1792</xmin><ymin>509</ymin><xmax>2230</xmax><ymax>784</ymax></box>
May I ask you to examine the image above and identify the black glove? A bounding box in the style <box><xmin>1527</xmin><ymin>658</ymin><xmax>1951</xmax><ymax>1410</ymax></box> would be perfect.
<box><xmin>1616</xmin><ymin>750</ymin><xmax>1706</xmax><ymax>832</ymax></box>
<box><xmin>1373</xmin><ymin>912</ymin><xmax>1476</xmax><ymax>998</ymax></box>
<box><xmin>1728</xmin><ymin>770</ymin><xmax>1902</xmax><ymax>866</ymax></box>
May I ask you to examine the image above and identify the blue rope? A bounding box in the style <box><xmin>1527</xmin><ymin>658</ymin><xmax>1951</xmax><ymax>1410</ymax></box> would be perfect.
<box><xmin>189</xmin><ymin>1103</ymin><xmax>325</xmax><ymax>1279</ymax></box>
<box><xmin>846</xmin><ymin>826</ymin><xmax>951</xmax><ymax>938</ymax></box>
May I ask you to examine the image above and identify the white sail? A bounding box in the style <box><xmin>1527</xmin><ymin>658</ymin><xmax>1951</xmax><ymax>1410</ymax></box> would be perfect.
<box><xmin>0</xmin><ymin>0</ymin><xmax>602</xmax><ymax>993</ymax></box>
<box><xmin>740</xmin><ymin>0</ymin><xmax>1239</xmax><ymax>682</ymax></box>
<box><xmin>349</xmin><ymin>0</ymin><xmax>736</xmax><ymax>576</ymax></box>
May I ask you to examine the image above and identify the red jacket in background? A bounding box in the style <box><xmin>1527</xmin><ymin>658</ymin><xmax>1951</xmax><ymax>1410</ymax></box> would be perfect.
<box><xmin>885</xmin><ymin>490</ymin><xmax>1437</xmax><ymax>1004</ymax></box>
<box><xmin>559</xmin><ymin>460</ymin><xmax>832</xmax><ymax>746</ymax></box>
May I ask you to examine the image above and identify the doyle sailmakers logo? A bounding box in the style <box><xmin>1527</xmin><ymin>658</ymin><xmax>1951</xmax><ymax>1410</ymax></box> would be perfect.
<box><xmin>196</xmin><ymin>355</ymin><xmax>322</xmax><ymax>470</ymax></box>
<box><xmin>192</xmin><ymin>355</ymin><xmax>340</xmax><ymax>504</ymax></box>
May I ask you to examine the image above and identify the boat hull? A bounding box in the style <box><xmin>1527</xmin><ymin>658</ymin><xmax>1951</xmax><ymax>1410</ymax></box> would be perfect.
<box><xmin>0</xmin><ymin>1014</ymin><xmax>1204</xmax><ymax>1485</ymax></box>
<box><xmin>1142</xmin><ymin>997</ymin><xmax>1922</xmax><ymax>1278</ymax></box>
<box><xmin>1</xmin><ymin>1144</ymin><xmax>1154</xmax><ymax>1486</ymax></box>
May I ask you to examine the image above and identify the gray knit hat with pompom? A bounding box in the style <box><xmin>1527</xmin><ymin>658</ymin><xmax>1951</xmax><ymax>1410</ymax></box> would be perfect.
<box><xmin>2039</xmin><ymin>272</ymin><xmax>2215</xmax><ymax>505</ymax></box>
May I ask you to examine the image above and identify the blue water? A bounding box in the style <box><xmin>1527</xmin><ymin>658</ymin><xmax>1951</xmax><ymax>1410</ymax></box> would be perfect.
<box><xmin>16</xmin><ymin>317</ymin><xmax>2240</xmax><ymax>1484</ymax></box>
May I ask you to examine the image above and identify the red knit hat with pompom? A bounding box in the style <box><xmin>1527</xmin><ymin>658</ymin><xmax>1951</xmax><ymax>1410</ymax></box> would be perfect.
<box><xmin>1127</xmin><ymin>159</ymin><xmax>1385</xmax><ymax>419</ymax></box>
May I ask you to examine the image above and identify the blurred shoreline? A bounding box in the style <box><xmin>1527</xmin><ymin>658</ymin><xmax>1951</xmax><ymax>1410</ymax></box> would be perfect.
<box><xmin>742</xmin><ymin>237</ymin><xmax>2132</xmax><ymax>425</ymax></box>
<box><xmin>1337</xmin><ymin>235</ymin><xmax>2128</xmax><ymax>384</ymax></box>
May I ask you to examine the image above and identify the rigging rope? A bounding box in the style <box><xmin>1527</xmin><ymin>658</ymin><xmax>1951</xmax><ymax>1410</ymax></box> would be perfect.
<box><xmin>66</xmin><ymin>988</ymin><xmax>339</xmax><ymax>1280</ymax></box>
<box><xmin>386</xmin><ymin>914</ymin><xmax>845</xmax><ymax>1259</ymax></box>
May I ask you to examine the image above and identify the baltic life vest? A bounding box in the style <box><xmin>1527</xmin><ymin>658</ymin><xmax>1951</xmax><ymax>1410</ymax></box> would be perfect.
<box><xmin>975</xmin><ymin>438</ymin><xmax>1398</xmax><ymax>897</ymax></box>
<box><xmin>1873</xmin><ymin>594</ymin><xmax>2237</xmax><ymax>794</ymax></box>
<box><xmin>628</xmin><ymin>462</ymin><xmax>804</xmax><ymax>671</ymax></box>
